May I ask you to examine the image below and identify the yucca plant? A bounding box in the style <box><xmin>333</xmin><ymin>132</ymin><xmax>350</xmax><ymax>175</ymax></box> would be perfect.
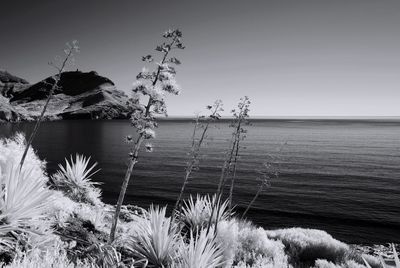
<box><xmin>181</xmin><ymin>195</ymin><xmax>230</xmax><ymax>234</ymax></box>
<box><xmin>127</xmin><ymin>205</ymin><xmax>181</xmax><ymax>267</ymax></box>
<box><xmin>0</xmin><ymin>164</ymin><xmax>53</xmax><ymax>249</ymax></box>
<box><xmin>174</xmin><ymin>229</ymin><xmax>225</xmax><ymax>268</ymax></box>
<box><xmin>51</xmin><ymin>154</ymin><xmax>100</xmax><ymax>204</ymax></box>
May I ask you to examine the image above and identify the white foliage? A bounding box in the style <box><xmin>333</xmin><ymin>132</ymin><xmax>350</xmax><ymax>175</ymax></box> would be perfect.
<box><xmin>0</xmin><ymin>134</ymin><xmax>54</xmax><ymax>252</ymax></box>
<box><xmin>217</xmin><ymin>218</ymin><xmax>289</xmax><ymax>268</ymax></box>
<box><xmin>174</xmin><ymin>229</ymin><xmax>225</xmax><ymax>268</ymax></box>
<box><xmin>0</xmin><ymin>133</ymin><xmax>47</xmax><ymax>183</ymax></box>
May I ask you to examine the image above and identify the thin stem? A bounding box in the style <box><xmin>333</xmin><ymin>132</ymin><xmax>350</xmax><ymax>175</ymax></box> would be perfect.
<box><xmin>108</xmin><ymin>37</ymin><xmax>177</xmax><ymax>243</ymax></box>
<box><xmin>241</xmin><ymin>184</ymin><xmax>264</xmax><ymax>219</ymax></box>
<box><xmin>173</xmin><ymin>107</ymin><xmax>218</xmax><ymax>219</ymax></box>
<box><xmin>19</xmin><ymin>49</ymin><xmax>73</xmax><ymax>169</ymax></box>
<box><xmin>228</xmin><ymin>130</ymin><xmax>241</xmax><ymax>213</ymax></box>
<box><xmin>108</xmin><ymin>134</ymin><xmax>145</xmax><ymax>243</ymax></box>
<box><xmin>206</xmin><ymin>136</ymin><xmax>236</xmax><ymax>234</ymax></box>
<box><xmin>228</xmin><ymin>116</ymin><xmax>243</xmax><ymax>208</ymax></box>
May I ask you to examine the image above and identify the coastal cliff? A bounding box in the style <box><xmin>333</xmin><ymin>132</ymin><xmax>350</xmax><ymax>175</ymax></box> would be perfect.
<box><xmin>0</xmin><ymin>70</ymin><xmax>131</xmax><ymax>122</ymax></box>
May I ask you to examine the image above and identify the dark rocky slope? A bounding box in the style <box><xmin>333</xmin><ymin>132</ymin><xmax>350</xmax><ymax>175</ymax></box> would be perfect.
<box><xmin>0</xmin><ymin>70</ymin><xmax>131</xmax><ymax>121</ymax></box>
<box><xmin>0</xmin><ymin>70</ymin><xmax>30</xmax><ymax>121</ymax></box>
<box><xmin>0</xmin><ymin>70</ymin><xmax>30</xmax><ymax>98</ymax></box>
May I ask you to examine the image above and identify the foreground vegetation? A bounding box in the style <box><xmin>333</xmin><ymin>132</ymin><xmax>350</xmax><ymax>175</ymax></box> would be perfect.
<box><xmin>1</xmin><ymin>133</ymin><xmax>393</xmax><ymax>268</ymax></box>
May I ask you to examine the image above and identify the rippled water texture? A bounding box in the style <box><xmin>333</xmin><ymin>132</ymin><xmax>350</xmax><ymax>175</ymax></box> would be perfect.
<box><xmin>1</xmin><ymin>119</ymin><xmax>399</xmax><ymax>243</ymax></box>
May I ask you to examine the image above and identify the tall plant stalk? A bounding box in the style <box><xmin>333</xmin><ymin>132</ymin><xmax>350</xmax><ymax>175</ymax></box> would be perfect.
<box><xmin>173</xmin><ymin>100</ymin><xmax>223</xmax><ymax>219</ymax></box>
<box><xmin>241</xmin><ymin>178</ymin><xmax>269</xmax><ymax>219</ymax></box>
<box><xmin>206</xmin><ymin>96</ymin><xmax>250</xmax><ymax>235</ymax></box>
<box><xmin>19</xmin><ymin>41</ymin><xmax>79</xmax><ymax>169</ymax></box>
<box><xmin>109</xmin><ymin>29</ymin><xmax>184</xmax><ymax>243</ymax></box>
<box><xmin>207</xmin><ymin>135</ymin><xmax>236</xmax><ymax>235</ymax></box>
<box><xmin>241</xmin><ymin>142</ymin><xmax>286</xmax><ymax>219</ymax></box>
<box><xmin>227</xmin><ymin>96</ymin><xmax>250</xmax><ymax>211</ymax></box>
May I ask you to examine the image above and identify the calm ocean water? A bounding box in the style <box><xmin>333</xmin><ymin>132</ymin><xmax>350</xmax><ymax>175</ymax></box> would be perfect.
<box><xmin>1</xmin><ymin>119</ymin><xmax>399</xmax><ymax>243</ymax></box>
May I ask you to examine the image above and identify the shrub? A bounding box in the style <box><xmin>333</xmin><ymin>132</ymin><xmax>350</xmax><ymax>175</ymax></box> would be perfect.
<box><xmin>174</xmin><ymin>229</ymin><xmax>225</xmax><ymax>268</ymax></box>
<box><xmin>0</xmin><ymin>134</ymin><xmax>56</xmax><ymax>259</ymax></box>
<box><xmin>51</xmin><ymin>154</ymin><xmax>101</xmax><ymax>205</ymax></box>
<box><xmin>181</xmin><ymin>195</ymin><xmax>230</xmax><ymax>234</ymax></box>
<box><xmin>1</xmin><ymin>241</ymin><xmax>94</xmax><ymax>268</ymax></box>
<box><xmin>217</xmin><ymin>218</ymin><xmax>289</xmax><ymax>268</ymax></box>
<box><xmin>233</xmin><ymin>256</ymin><xmax>291</xmax><ymax>268</ymax></box>
<box><xmin>360</xmin><ymin>254</ymin><xmax>381</xmax><ymax>268</ymax></box>
<box><xmin>0</xmin><ymin>133</ymin><xmax>47</xmax><ymax>183</ymax></box>
<box><xmin>127</xmin><ymin>205</ymin><xmax>181</xmax><ymax>267</ymax></box>
<box><xmin>0</xmin><ymin>163</ymin><xmax>53</xmax><ymax>252</ymax></box>
<box><xmin>266</xmin><ymin>228</ymin><xmax>349</xmax><ymax>266</ymax></box>
<box><xmin>361</xmin><ymin>244</ymin><xmax>400</xmax><ymax>268</ymax></box>
<box><xmin>313</xmin><ymin>259</ymin><xmax>366</xmax><ymax>268</ymax></box>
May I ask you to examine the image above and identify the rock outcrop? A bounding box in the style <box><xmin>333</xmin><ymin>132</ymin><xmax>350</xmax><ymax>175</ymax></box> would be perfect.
<box><xmin>0</xmin><ymin>70</ymin><xmax>30</xmax><ymax>98</ymax></box>
<box><xmin>0</xmin><ymin>95</ymin><xmax>21</xmax><ymax>122</ymax></box>
<box><xmin>0</xmin><ymin>70</ymin><xmax>132</xmax><ymax>122</ymax></box>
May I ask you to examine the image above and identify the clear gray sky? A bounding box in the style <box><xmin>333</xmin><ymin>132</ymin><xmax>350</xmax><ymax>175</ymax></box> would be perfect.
<box><xmin>1</xmin><ymin>0</ymin><xmax>399</xmax><ymax>116</ymax></box>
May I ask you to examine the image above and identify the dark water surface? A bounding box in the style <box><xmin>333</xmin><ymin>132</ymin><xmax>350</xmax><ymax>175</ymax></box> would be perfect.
<box><xmin>1</xmin><ymin>119</ymin><xmax>399</xmax><ymax>243</ymax></box>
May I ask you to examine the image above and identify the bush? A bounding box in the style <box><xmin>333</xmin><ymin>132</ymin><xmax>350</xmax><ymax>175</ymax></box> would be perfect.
<box><xmin>1</xmin><ymin>240</ymin><xmax>93</xmax><ymax>268</ymax></box>
<box><xmin>0</xmin><ymin>133</ymin><xmax>47</xmax><ymax>183</ymax></box>
<box><xmin>265</xmin><ymin>228</ymin><xmax>349</xmax><ymax>266</ymax></box>
<box><xmin>0</xmin><ymin>134</ymin><xmax>54</xmax><ymax>256</ymax></box>
<box><xmin>51</xmin><ymin>154</ymin><xmax>101</xmax><ymax>205</ymax></box>
<box><xmin>217</xmin><ymin>218</ymin><xmax>290</xmax><ymax>268</ymax></box>
<box><xmin>127</xmin><ymin>205</ymin><xmax>181</xmax><ymax>267</ymax></box>
<box><xmin>174</xmin><ymin>229</ymin><xmax>225</xmax><ymax>268</ymax></box>
<box><xmin>313</xmin><ymin>259</ymin><xmax>366</xmax><ymax>268</ymax></box>
<box><xmin>180</xmin><ymin>195</ymin><xmax>230</xmax><ymax>233</ymax></box>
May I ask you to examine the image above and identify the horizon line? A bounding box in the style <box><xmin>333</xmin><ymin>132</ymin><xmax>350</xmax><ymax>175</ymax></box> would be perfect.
<box><xmin>161</xmin><ymin>115</ymin><xmax>400</xmax><ymax>120</ymax></box>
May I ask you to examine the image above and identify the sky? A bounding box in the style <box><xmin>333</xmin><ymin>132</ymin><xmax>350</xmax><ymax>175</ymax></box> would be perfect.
<box><xmin>1</xmin><ymin>0</ymin><xmax>400</xmax><ymax>116</ymax></box>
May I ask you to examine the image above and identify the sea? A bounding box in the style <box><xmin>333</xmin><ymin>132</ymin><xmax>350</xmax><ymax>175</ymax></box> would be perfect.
<box><xmin>1</xmin><ymin>118</ymin><xmax>399</xmax><ymax>243</ymax></box>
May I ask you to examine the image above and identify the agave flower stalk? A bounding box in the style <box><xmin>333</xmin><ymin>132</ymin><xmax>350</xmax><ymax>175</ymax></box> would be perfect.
<box><xmin>227</xmin><ymin>96</ymin><xmax>251</xmax><ymax>212</ymax></box>
<box><xmin>206</xmin><ymin>96</ymin><xmax>250</xmax><ymax>235</ymax></box>
<box><xmin>19</xmin><ymin>41</ymin><xmax>79</xmax><ymax>170</ymax></box>
<box><xmin>206</xmin><ymin>138</ymin><xmax>236</xmax><ymax>235</ymax></box>
<box><xmin>241</xmin><ymin>146</ymin><xmax>285</xmax><ymax>219</ymax></box>
<box><xmin>173</xmin><ymin>100</ymin><xmax>223</xmax><ymax>219</ymax></box>
<box><xmin>241</xmin><ymin>175</ymin><xmax>270</xmax><ymax>219</ymax></box>
<box><xmin>109</xmin><ymin>29</ymin><xmax>185</xmax><ymax>243</ymax></box>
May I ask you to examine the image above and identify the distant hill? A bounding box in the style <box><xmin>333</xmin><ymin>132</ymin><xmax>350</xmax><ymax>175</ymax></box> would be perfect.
<box><xmin>0</xmin><ymin>70</ymin><xmax>132</xmax><ymax>122</ymax></box>
<box><xmin>0</xmin><ymin>70</ymin><xmax>29</xmax><ymax>84</ymax></box>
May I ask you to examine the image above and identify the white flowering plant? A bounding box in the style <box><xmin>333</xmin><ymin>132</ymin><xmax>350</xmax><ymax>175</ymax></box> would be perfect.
<box><xmin>109</xmin><ymin>29</ymin><xmax>185</xmax><ymax>243</ymax></box>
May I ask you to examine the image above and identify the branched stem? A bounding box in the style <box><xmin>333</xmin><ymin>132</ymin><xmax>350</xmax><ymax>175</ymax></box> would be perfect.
<box><xmin>19</xmin><ymin>48</ymin><xmax>75</xmax><ymax>170</ymax></box>
<box><xmin>206</xmin><ymin>96</ymin><xmax>250</xmax><ymax>235</ymax></box>
<box><xmin>173</xmin><ymin>102</ymin><xmax>221</xmax><ymax>220</ymax></box>
<box><xmin>108</xmin><ymin>35</ymin><xmax>179</xmax><ymax>243</ymax></box>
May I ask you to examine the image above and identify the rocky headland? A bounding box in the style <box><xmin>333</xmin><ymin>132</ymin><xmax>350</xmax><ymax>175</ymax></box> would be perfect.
<box><xmin>0</xmin><ymin>70</ymin><xmax>132</xmax><ymax>122</ymax></box>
